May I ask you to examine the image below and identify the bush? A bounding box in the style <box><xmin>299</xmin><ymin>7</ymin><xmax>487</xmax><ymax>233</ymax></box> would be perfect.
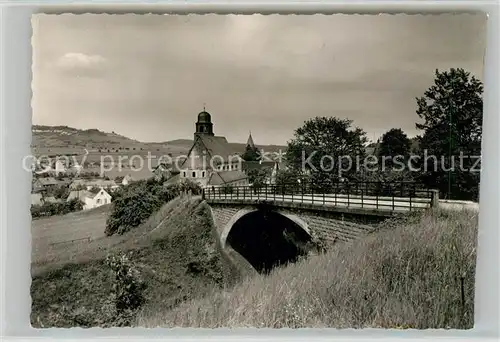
<box><xmin>165</xmin><ymin>179</ymin><xmax>202</xmax><ymax>197</ymax></box>
<box><xmin>221</xmin><ymin>184</ymin><xmax>234</xmax><ymax>194</ymax></box>
<box><xmin>47</xmin><ymin>185</ymin><xmax>71</xmax><ymax>200</ymax></box>
<box><xmin>89</xmin><ymin>186</ymin><xmax>101</xmax><ymax>194</ymax></box>
<box><xmin>105</xmin><ymin>177</ymin><xmax>202</xmax><ymax>236</ymax></box>
<box><xmin>105</xmin><ymin>253</ymin><xmax>146</xmax><ymax>326</ymax></box>
<box><xmin>31</xmin><ymin>199</ymin><xmax>84</xmax><ymax>219</ymax></box>
<box><xmin>105</xmin><ymin>191</ymin><xmax>163</xmax><ymax>236</ymax></box>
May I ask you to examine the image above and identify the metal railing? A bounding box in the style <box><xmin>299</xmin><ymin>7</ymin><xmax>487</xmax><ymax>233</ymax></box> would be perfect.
<box><xmin>49</xmin><ymin>236</ymin><xmax>92</xmax><ymax>246</ymax></box>
<box><xmin>202</xmin><ymin>181</ymin><xmax>434</xmax><ymax>212</ymax></box>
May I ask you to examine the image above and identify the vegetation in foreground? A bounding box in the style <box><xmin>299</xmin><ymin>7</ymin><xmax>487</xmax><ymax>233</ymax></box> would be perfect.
<box><xmin>31</xmin><ymin>195</ymin><xmax>242</xmax><ymax>327</ymax></box>
<box><xmin>138</xmin><ymin>208</ymin><xmax>478</xmax><ymax>329</ymax></box>
<box><xmin>105</xmin><ymin>178</ymin><xmax>202</xmax><ymax>236</ymax></box>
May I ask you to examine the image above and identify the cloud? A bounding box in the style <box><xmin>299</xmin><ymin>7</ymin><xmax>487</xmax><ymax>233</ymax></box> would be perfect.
<box><xmin>55</xmin><ymin>52</ymin><xmax>108</xmax><ymax>77</ymax></box>
<box><xmin>32</xmin><ymin>14</ymin><xmax>486</xmax><ymax>145</ymax></box>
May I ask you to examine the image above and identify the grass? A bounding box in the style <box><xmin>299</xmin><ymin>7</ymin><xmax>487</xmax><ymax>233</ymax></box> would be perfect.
<box><xmin>137</xmin><ymin>208</ymin><xmax>478</xmax><ymax>329</ymax></box>
<box><xmin>31</xmin><ymin>194</ymin><xmax>478</xmax><ymax>329</ymax></box>
<box><xmin>31</xmin><ymin>205</ymin><xmax>111</xmax><ymax>269</ymax></box>
<box><xmin>31</xmin><ymin>195</ymin><xmax>243</xmax><ymax>327</ymax></box>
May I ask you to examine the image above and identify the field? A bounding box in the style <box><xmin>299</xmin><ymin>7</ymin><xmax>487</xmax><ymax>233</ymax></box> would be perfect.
<box><xmin>31</xmin><ymin>195</ymin><xmax>243</xmax><ymax>327</ymax></box>
<box><xmin>31</xmin><ymin>205</ymin><xmax>111</xmax><ymax>272</ymax></box>
<box><xmin>31</xmin><ymin>125</ymin><xmax>287</xmax><ymax>165</ymax></box>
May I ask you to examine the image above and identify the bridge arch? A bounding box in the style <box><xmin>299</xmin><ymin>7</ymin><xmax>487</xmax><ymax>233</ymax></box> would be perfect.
<box><xmin>220</xmin><ymin>209</ymin><xmax>311</xmax><ymax>248</ymax></box>
<box><xmin>220</xmin><ymin>208</ymin><xmax>313</xmax><ymax>273</ymax></box>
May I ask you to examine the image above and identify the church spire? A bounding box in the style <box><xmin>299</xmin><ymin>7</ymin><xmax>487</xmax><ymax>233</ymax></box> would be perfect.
<box><xmin>246</xmin><ymin>131</ymin><xmax>256</xmax><ymax>150</ymax></box>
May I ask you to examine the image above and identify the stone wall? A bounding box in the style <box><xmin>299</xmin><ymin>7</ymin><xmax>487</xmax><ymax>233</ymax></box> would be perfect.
<box><xmin>209</xmin><ymin>204</ymin><xmax>380</xmax><ymax>246</ymax></box>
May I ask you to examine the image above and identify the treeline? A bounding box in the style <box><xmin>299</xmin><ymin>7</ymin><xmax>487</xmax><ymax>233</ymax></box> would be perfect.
<box><xmin>31</xmin><ymin>199</ymin><xmax>84</xmax><ymax>219</ymax></box>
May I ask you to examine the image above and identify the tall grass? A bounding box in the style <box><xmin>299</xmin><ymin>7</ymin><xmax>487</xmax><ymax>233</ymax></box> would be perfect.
<box><xmin>138</xmin><ymin>208</ymin><xmax>478</xmax><ymax>329</ymax></box>
<box><xmin>31</xmin><ymin>195</ymin><xmax>242</xmax><ymax>327</ymax></box>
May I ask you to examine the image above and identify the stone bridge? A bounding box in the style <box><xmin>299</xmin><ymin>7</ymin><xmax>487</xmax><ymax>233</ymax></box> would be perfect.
<box><xmin>210</xmin><ymin>201</ymin><xmax>388</xmax><ymax>247</ymax></box>
<box><xmin>204</xmin><ymin>182</ymin><xmax>440</xmax><ymax>273</ymax></box>
<box><xmin>207</xmin><ymin>200</ymin><xmax>411</xmax><ymax>274</ymax></box>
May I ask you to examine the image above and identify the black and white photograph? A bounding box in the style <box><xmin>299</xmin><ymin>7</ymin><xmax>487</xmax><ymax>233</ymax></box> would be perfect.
<box><xmin>29</xmin><ymin>13</ymin><xmax>485</xmax><ymax>329</ymax></box>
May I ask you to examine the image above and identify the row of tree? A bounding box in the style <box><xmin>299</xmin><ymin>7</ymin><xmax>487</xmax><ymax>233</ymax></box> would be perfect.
<box><xmin>31</xmin><ymin>198</ymin><xmax>84</xmax><ymax>219</ymax></box>
<box><xmin>279</xmin><ymin>68</ymin><xmax>482</xmax><ymax>201</ymax></box>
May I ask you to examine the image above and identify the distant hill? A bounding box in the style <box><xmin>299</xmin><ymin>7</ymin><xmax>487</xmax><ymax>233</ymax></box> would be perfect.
<box><xmin>158</xmin><ymin>138</ymin><xmax>287</xmax><ymax>154</ymax></box>
<box><xmin>32</xmin><ymin>125</ymin><xmax>140</xmax><ymax>148</ymax></box>
<box><xmin>31</xmin><ymin>125</ymin><xmax>287</xmax><ymax>156</ymax></box>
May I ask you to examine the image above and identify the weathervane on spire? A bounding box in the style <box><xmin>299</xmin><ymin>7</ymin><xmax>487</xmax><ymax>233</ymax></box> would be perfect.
<box><xmin>203</xmin><ymin>102</ymin><xmax>206</xmax><ymax>111</ymax></box>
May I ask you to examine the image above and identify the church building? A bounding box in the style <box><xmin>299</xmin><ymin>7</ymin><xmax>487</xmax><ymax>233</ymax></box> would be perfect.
<box><xmin>174</xmin><ymin>109</ymin><xmax>249</xmax><ymax>187</ymax></box>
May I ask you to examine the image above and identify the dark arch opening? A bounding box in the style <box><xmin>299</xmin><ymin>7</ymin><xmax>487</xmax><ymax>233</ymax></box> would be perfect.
<box><xmin>226</xmin><ymin>210</ymin><xmax>313</xmax><ymax>274</ymax></box>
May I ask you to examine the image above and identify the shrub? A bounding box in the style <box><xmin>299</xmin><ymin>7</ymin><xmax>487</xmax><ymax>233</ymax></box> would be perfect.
<box><xmin>31</xmin><ymin>198</ymin><xmax>84</xmax><ymax>219</ymax></box>
<box><xmin>105</xmin><ymin>191</ymin><xmax>163</xmax><ymax>236</ymax></box>
<box><xmin>105</xmin><ymin>253</ymin><xmax>146</xmax><ymax>326</ymax></box>
<box><xmin>165</xmin><ymin>179</ymin><xmax>202</xmax><ymax>197</ymax></box>
<box><xmin>221</xmin><ymin>184</ymin><xmax>234</xmax><ymax>194</ymax></box>
<box><xmin>105</xmin><ymin>177</ymin><xmax>202</xmax><ymax>236</ymax></box>
<box><xmin>89</xmin><ymin>186</ymin><xmax>101</xmax><ymax>194</ymax></box>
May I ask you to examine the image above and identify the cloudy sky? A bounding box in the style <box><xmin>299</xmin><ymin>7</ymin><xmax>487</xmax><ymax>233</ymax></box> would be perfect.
<box><xmin>32</xmin><ymin>14</ymin><xmax>487</xmax><ymax>145</ymax></box>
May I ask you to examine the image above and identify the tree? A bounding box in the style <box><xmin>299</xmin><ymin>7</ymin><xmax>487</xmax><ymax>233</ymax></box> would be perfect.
<box><xmin>415</xmin><ymin>68</ymin><xmax>482</xmax><ymax>201</ymax></box>
<box><xmin>52</xmin><ymin>185</ymin><xmax>70</xmax><ymax>200</ymax></box>
<box><xmin>247</xmin><ymin>168</ymin><xmax>268</xmax><ymax>187</ymax></box>
<box><xmin>89</xmin><ymin>186</ymin><xmax>102</xmax><ymax>194</ymax></box>
<box><xmin>105</xmin><ymin>191</ymin><xmax>163</xmax><ymax>236</ymax></box>
<box><xmin>274</xmin><ymin>168</ymin><xmax>303</xmax><ymax>194</ymax></box>
<box><xmin>105</xmin><ymin>177</ymin><xmax>201</xmax><ymax>236</ymax></box>
<box><xmin>286</xmin><ymin>117</ymin><xmax>368</xmax><ymax>185</ymax></box>
<box><xmin>241</xmin><ymin>145</ymin><xmax>260</xmax><ymax>162</ymax></box>
<box><xmin>377</xmin><ymin>128</ymin><xmax>411</xmax><ymax>167</ymax></box>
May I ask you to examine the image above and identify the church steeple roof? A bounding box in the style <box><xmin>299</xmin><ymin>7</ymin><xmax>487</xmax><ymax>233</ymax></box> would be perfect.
<box><xmin>194</xmin><ymin>105</ymin><xmax>214</xmax><ymax>138</ymax></box>
<box><xmin>246</xmin><ymin>131</ymin><xmax>256</xmax><ymax>150</ymax></box>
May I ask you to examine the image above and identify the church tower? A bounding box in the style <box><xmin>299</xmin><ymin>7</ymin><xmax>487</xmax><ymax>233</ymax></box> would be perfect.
<box><xmin>194</xmin><ymin>108</ymin><xmax>214</xmax><ymax>140</ymax></box>
<box><xmin>246</xmin><ymin>131</ymin><xmax>256</xmax><ymax>151</ymax></box>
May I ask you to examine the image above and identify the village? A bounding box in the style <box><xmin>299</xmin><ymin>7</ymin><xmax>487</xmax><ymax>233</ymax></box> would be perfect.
<box><xmin>30</xmin><ymin>109</ymin><xmax>284</xmax><ymax>216</ymax></box>
<box><xmin>21</xmin><ymin>12</ymin><xmax>487</xmax><ymax>331</ymax></box>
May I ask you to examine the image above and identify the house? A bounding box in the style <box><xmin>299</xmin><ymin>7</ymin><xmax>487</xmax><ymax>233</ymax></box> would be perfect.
<box><xmin>152</xmin><ymin>164</ymin><xmax>172</xmax><ymax>181</ymax></box>
<box><xmin>54</xmin><ymin>159</ymin><xmax>67</xmax><ymax>176</ymax></box>
<box><xmin>177</xmin><ymin>109</ymin><xmax>246</xmax><ymax>187</ymax></box>
<box><xmin>67</xmin><ymin>188</ymin><xmax>112</xmax><ymax>210</ymax></box>
<box><xmin>32</xmin><ymin>179</ymin><xmax>44</xmax><ymax>193</ymax></box>
<box><xmin>31</xmin><ymin>193</ymin><xmax>43</xmax><ymax>206</ymax></box>
<box><xmin>32</xmin><ymin>177</ymin><xmax>72</xmax><ymax>193</ymax></box>
<box><xmin>102</xmin><ymin>167</ymin><xmax>155</xmax><ymax>183</ymax></box>
<box><xmin>113</xmin><ymin>174</ymin><xmax>136</xmax><ymax>186</ymax></box>
<box><xmin>69</xmin><ymin>179</ymin><xmax>119</xmax><ymax>191</ymax></box>
<box><xmin>208</xmin><ymin>170</ymin><xmax>249</xmax><ymax>187</ymax></box>
<box><xmin>121</xmin><ymin>174</ymin><xmax>135</xmax><ymax>186</ymax></box>
<box><xmin>33</xmin><ymin>177</ymin><xmax>60</xmax><ymax>189</ymax></box>
<box><xmin>43</xmin><ymin>196</ymin><xmax>62</xmax><ymax>204</ymax></box>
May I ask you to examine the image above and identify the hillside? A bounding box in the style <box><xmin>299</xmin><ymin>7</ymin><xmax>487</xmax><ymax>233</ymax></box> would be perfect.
<box><xmin>138</xmin><ymin>208</ymin><xmax>478</xmax><ymax>329</ymax></box>
<box><xmin>31</xmin><ymin>195</ymin><xmax>245</xmax><ymax>327</ymax></box>
<box><xmin>32</xmin><ymin>125</ymin><xmax>140</xmax><ymax>148</ymax></box>
<box><xmin>31</xmin><ymin>125</ymin><xmax>287</xmax><ymax>156</ymax></box>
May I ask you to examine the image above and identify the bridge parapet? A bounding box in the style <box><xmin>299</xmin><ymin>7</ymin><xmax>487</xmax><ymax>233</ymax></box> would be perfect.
<box><xmin>204</xmin><ymin>181</ymin><xmax>436</xmax><ymax>215</ymax></box>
